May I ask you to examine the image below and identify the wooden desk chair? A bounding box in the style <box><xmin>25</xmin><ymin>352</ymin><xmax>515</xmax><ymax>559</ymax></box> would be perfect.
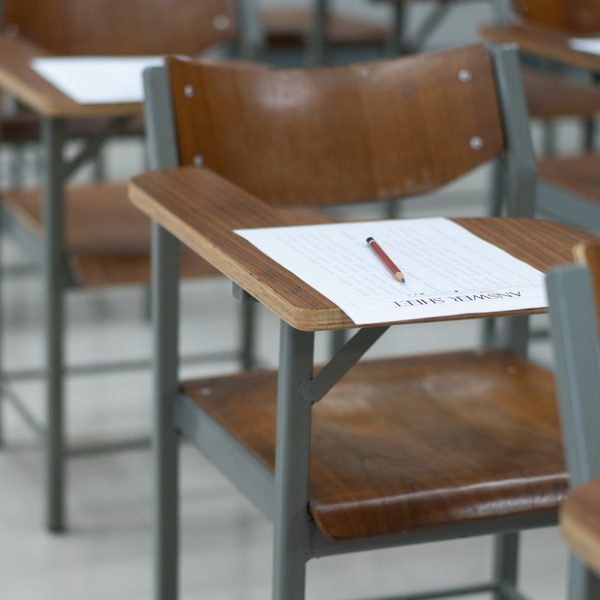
<box><xmin>547</xmin><ymin>241</ymin><xmax>600</xmax><ymax>599</ymax></box>
<box><xmin>131</xmin><ymin>44</ymin><xmax>593</xmax><ymax>599</ymax></box>
<box><xmin>484</xmin><ymin>0</ymin><xmax>600</xmax><ymax>156</ymax></box>
<box><xmin>484</xmin><ymin>0</ymin><xmax>600</xmax><ymax>228</ymax></box>
<box><xmin>0</xmin><ymin>0</ymin><xmax>258</xmax><ymax>533</ymax></box>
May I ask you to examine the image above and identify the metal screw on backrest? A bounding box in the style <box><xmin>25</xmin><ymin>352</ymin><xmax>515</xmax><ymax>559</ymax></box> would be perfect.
<box><xmin>470</xmin><ymin>136</ymin><xmax>484</xmax><ymax>150</ymax></box>
<box><xmin>184</xmin><ymin>84</ymin><xmax>195</xmax><ymax>99</ymax></box>
<box><xmin>458</xmin><ymin>69</ymin><xmax>472</xmax><ymax>83</ymax></box>
<box><xmin>213</xmin><ymin>14</ymin><xmax>231</xmax><ymax>31</ymax></box>
<box><xmin>193</xmin><ymin>155</ymin><xmax>204</xmax><ymax>167</ymax></box>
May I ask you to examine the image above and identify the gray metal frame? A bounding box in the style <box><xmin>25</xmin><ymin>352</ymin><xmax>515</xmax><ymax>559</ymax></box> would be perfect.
<box><xmin>547</xmin><ymin>264</ymin><xmax>600</xmax><ymax>599</ymax></box>
<box><xmin>147</xmin><ymin>45</ymin><xmax>552</xmax><ymax>600</ymax></box>
<box><xmin>0</xmin><ymin>31</ymin><xmax>260</xmax><ymax>532</ymax></box>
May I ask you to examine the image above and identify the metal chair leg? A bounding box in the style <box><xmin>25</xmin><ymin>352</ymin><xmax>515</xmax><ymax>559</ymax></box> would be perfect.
<box><xmin>43</xmin><ymin>117</ymin><xmax>67</xmax><ymax>533</ymax></box>
<box><xmin>583</xmin><ymin>118</ymin><xmax>597</xmax><ymax>153</ymax></box>
<box><xmin>569</xmin><ymin>555</ymin><xmax>600</xmax><ymax>600</ymax></box>
<box><xmin>152</xmin><ymin>224</ymin><xmax>181</xmax><ymax>600</ymax></box>
<box><xmin>272</xmin><ymin>324</ymin><xmax>314</xmax><ymax>600</ymax></box>
<box><xmin>329</xmin><ymin>329</ymin><xmax>347</xmax><ymax>358</ymax></box>
<box><xmin>0</xmin><ymin>212</ymin><xmax>4</xmax><ymax>448</ymax></box>
<box><xmin>543</xmin><ymin>121</ymin><xmax>557</xmax><ymax>156</ymax></box>
<box><xmin>240</xmin><ymin>298</ymin><xmax>256</xmax><ymax>370</ymax></box>
<box><xmin>492</xmin><ymin>532</ymin><xmax>520</xmax><ymax>599</ymax></box>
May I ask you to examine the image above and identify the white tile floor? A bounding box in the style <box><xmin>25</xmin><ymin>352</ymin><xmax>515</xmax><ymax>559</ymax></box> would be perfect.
<box><xmin>0</xmin><ymin>164</ymin><xmax>569</xmax><ymax>599</ymax></box>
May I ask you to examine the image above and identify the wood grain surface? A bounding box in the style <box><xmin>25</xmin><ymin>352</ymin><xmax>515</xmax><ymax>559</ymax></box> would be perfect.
<box><xmin>0</xmin><ymin>112</ymin><xmax>144</xmax><ymax>143</ymax></box>
<box><xmin>2</xmin><ymin>0</ymin><xmax>237</xmax><ymax>57</ymax></box>
<box><xmin>129</xmin><ymin>166</ymin><xmax>596</xmax><ymax>331</ymax></box>
<box><xmin>480</xmin><ymin>24</ymin><xmax>600</xmax><ymax>73</ymax></box>
<box><xmin>0</xmin><ymin>36</ymin><xmax>141</xmax><ymax>117</ymax></box>
<box><xmin>168</xmin><ymin>45</ymin><xmax>504</xmax><ymax>207</ymax></box>
<box><xmin>512</xmin><ymin>0</ymin><xmax>600</xmax><ymax>35</ymax></box>
<box><xmin>561</xmin><ymin>480</ymin><xmax>600</xmax><ymax>576</ymax></box>
<box><xmin>261</xmin><ymin>6</ymin><xmax>388</xmax><ymax>48</ymax></box>
<box><xmin>539</xmin><ymin>154</ymin><xmax>600</xmax><ymax>203</ymax></box>
<box><xmin>522</xmin><ymin>68</ymin><xmax>600</xmax><ymax>119</ymax></box>
<box><xmin>184</xmin><ymin>349</ymin><xmax>566</xmax><ymax>540</ymax></box>
<box><xmin>5</xmin><ymin>182</ymin><xmax>329</xmax><ymax>287</ymax></box>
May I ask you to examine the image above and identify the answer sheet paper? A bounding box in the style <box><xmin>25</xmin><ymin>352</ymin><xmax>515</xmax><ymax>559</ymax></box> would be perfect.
<box><xmin>569</xmin><ymin>37</ymin><xmax>600</xmax><ymax>55</ymax></box>
<box><xmin>31</xmin><ymin>56</ymin><xmax>164</xmax><ymax>104</ymax></box>
<box><xmin>235</xmin><ymin>218</ymin><xmax>547</xmax><ymax>325</ymax></box>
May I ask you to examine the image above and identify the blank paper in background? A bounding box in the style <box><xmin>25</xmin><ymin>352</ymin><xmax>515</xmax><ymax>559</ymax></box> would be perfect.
<box><xmin>235</xmin><ymin>218</ymin><xmax>547</xmax><ymax>325</ymax></box>
<box><xmin>569</xmin><ymin>38</ymin><xmax>600</xmax><ymax>55</ymax></box>
<box><xmin>31</xmin><ymin>56</ymin><xmax>164</xmax><ymax>104</ymax></box>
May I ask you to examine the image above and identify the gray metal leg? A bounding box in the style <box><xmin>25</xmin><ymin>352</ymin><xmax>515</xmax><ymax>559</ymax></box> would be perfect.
<box><xmin>328</xmin><ymin>329</ymin><xmax>347</xmax><ymax>358</ymax></box>
<box><xmin>0</xmin><ymin>203</ymin><xmax>4</xmax><ymax>448</ymax></box>
<box><xmin>240</xmin><ymin>298</ymin><xmax>256</xmax><ymax>370</ymax></box>
<box><xmin>387</xmin><ymin>2</ymin><xmax>408</xmax><ymax>56</ymax></box>
<box><xmin>583</xmin><ymin>118</ymin><xmax>597</xmax><ymax>152</ymax></box>
<box><xmin>152</xmin><ymin>223</ymin><xmax>181</xmax><ymax>600</ymax></box>
<box><xmin>489</xmin><ymin>158</ymin><xmax>505</xmax><ymax>217</ymax></box>
<box><xmin>43</xmin><ymin>117</ymin><xmax>67</xmax><ymax>533</ymax></box>
<box><xmin>569</xmin><ymin>555</ymin><xmax>600</xmax><ymax>600</ymax></box>
<box><xmin>273</xmin><ymin>323</ymin><xmax>314</xmax><ymax>600</ymax></box>
<box><xmin>542</xmin><ymin>121</ymin><xmax>557</xmax><ymax>156</ymax></box>
<box><xmin>307</xmin><ymin>0</ymin><xmax>328</xmax><ymax>66</ymax></box>
<box><xmin>492</xmin><ymin>532</ymin><xmax>520</xmax><ymax>599</ymax></box>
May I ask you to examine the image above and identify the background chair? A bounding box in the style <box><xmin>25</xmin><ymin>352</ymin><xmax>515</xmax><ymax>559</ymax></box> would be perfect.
<box><xmin>547</xmin><ymin>241</ymin><xmax>600</xmax><ymax>599</ymax></box>
<box><xmin>132</xmin><ymin>43</ymin><xmax>593</xmax><ymax>599</ymax></box>
<box><xmin>485</xmin><ymin>0</ymin><xmax>600</xmax><ymax>156</ymax></box>
<box><xmin>0</xmin><ymin>0</ymin><xmax>253</xmax><ymax>533</ymax></box>
<box><xmin>483</xmin><ymin>0</ymin><xmax>600</xmax><ymax>225</ymax></box>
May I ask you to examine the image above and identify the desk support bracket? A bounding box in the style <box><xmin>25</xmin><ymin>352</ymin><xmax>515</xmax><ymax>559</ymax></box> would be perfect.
<box><xmin>302</xmin><ymin>326</ymin><xmax>388</xmax><ymax>405</ymax></box>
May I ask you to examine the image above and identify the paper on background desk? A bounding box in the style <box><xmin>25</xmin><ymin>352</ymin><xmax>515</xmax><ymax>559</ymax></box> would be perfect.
<box><xmin>569</xmin><ymin>38</ymin><xmax>600</xmax><ymax>55</ymax></box>
<box><xmin>235</xmin><ymin>218</ymin><xmax>547</xmax><ymax>325</ymax></box>
<box><xmin>31</xmin><ymin>56</ymin><xmax>163</xmax><ymax>104</ymax></box>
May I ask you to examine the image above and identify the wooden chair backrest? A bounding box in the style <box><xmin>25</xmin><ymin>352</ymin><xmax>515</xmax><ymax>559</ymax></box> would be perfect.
<box><xmin>2</xmin><ymin>0</ymin><xmax>238</xmax><ymax>56</ymax></box>
<box><xmin>167</xmin><ymin>44</ymin><xmax>505</xmax><ymax>207</ymax></box>
<box><xmin>512</xmin><ymin>0</ymin><xmax>600</xmax><ymax>34</ymax></box>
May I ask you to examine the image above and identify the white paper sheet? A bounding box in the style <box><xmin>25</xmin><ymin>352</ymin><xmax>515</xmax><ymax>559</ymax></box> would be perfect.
<box><xmin>31</xmin><ymin>56</ymin><xmax>164</xmax><ymax>104</ymax></box>
<box><xmin>235</xmin><ymin>218</ymin><xmax>547</xmax><ymax>325</ymax></box>
<box><xmin>569</xmin><ymin>37</ymin><xmax>600</xmax><ymax>55</ymax></box>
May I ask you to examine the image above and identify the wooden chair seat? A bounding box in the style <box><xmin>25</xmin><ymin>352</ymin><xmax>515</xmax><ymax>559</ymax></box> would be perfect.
<box><xmin>522</xmin><ymin>68</ymin><xmax>600</xmax><ymax>119</ymax></box>
<box><xmin>261</xmin><ymin>7</ymin><xmax>388</xmax><ymax>48</ymax></box>
<box><xmin>538</xmin><ymin>153</ymin><xmax>600</xmax><ymax>203</ymax></box>
<box><xmin>561</xmin><ymin>480</ymin><xmax>600</xmax><ymax>577</ymax></box>
<box><xmin>3</xmin><ymin>183</ymin><xmax>329</xmax><ymax>287</ymax></box>
<box><xmin>183</xmin><ymin>348</ymin><xmax>567</xmax><ymax>541</ymax></box>
<box><xmin>0</xmin><ymin>112</ymin><xmax>145</xmax><ymax>144</ymax></box>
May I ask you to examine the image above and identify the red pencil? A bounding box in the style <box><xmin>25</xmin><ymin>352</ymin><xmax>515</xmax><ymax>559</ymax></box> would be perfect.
<box><xmin>366</xmin><ymin>237</ymin><xmax>405</xmax><ymax>283</ymax></box>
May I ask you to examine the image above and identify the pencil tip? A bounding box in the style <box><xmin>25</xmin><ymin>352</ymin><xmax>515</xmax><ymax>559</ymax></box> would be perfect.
<box><xmin>366</xmin><ymin>237</ymin><xmax>373</xmax><ymax>244</ymax></box>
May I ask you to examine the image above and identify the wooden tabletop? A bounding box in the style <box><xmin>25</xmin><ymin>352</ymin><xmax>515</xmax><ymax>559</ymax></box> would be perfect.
<box><xmin>561</xmin><ymin>480</ymin><xmax>600</xmax><ymax>576</ymax></box>
<box><xmin>129</xmin><ymin>166</ymin><xmax>596</xmax><ymax>332</ymax></box>
<box><xmin>480</xmin><ymin>23</ymin><xmax>600</xmax><ymax>73</ymax></box>
<box><xmin>0</xmin><ymin>35</ymin><xmax>142</xmax><ymax>117</ymax></box>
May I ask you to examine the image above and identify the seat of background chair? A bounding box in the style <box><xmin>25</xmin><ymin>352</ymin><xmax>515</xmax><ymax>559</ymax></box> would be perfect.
<box><xmin>183</xmin><ymin>348</ymin><xmax>566</xmax><ymax>541</ymax></box>
<box><xmin>0</xmin><ymin>112</ymin><xmax>145</xmax><ymax>144</ymax></box>
<box><xmin>538</xmin><ymin>154</ymin><xmax>600</xmax><ymax>203</ymax></box>
<box><xmin>261</xmin><ymin>7</ymin><xmax>388</xmax><ymax>48</ymax></box>
<box><xmin>561</xmin><ymin>480</ymin><xmax>600</xmax><ymax>576</ymax></box>
<box><xmin>3</xmin><ymin>183</ymin><xmax>330</xmax><ymax>287</ymax></box>
<box><xmin>522</xmin><ymin>68</ymin><xmax>600</xmax><ymax>119</ymax></box>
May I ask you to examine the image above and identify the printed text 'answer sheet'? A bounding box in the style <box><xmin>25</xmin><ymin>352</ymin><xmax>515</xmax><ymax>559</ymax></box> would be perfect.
<box><xmin>235</xmin><ymin>218</ymin><xmax>546</xmax><ymax>325</ymax></box>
